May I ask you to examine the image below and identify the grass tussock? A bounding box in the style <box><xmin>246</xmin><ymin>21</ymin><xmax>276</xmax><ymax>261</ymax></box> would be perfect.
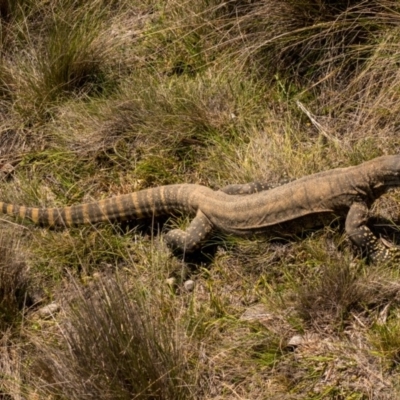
<box><xmin>232</xmin><ymin>1</ymin><xmax>398</xmax><ymax>81</ymax></box>
<box><xmin>0</xmin><ymin>0</ymin><xmax>400</xmax><ymax>398</ymax></box>
<box><xmin>29</xmin><ymin>274</ymin><xmax>200</xmax><ymax>400</ymax></box>
<box><xmin>11</xmin><ymin>2</ymin><xmax>128</xmax><ymax>122</ymax></box>
<box><xmin>295</xmin><ymin>262</ymin><xmax>400</xmax><ymax>330</ymax></box>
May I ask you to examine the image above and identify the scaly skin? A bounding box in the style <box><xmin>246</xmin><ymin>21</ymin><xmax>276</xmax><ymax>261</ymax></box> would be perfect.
<box><xmin>0</xmin><ymin>155</ymin><xmax>399</xmax><ymax>261</ymax></box>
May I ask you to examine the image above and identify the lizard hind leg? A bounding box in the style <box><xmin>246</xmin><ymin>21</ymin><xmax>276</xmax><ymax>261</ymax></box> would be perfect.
<box><xmin>345</xmin><ymin>202</ymin><xmax>394</xmax><ymax>263</ymax></box>
<box><xmin>165</xmin><ymin>210</ymin><xmax>213</xmax><ymax>253</ymax></box>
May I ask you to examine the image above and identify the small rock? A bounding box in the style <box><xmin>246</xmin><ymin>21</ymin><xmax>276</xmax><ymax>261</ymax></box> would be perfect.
<box><xmin>287</xmin><ymin>334</ymin><xmax>304</xmax><ymax>349</ymax></box>
<box><xmin>37</xmin><ymin>303</ymin><xmax>60</xmax><ymax>319</ymax></box>
<box><xmin>92</xmin><ymin>272</ymin><xmax>102</xmax><ymax>281</ymax></box>
<box><xmin>166</xmin><ymin>277</ymin><xmax>177</xmax><ymax>287</ymax></box>
<box><xmin>0</xmin><ymin>163</ymin><xmax>14</xmax><ymax>178</ymax></box>
<box><xmin>183</xmin><ymin>280</ymin><xmax>195</xmax><ymax>292</ymax></box>
<box><xmin>240</xmin><ymin>304</ymin><xmax>272</xmax><ymax>322</ymax></box>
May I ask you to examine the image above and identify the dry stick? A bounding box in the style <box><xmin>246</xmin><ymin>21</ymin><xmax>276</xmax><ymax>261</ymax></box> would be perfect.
<box><xmin>296</xmin><ymin>100</ymin><xmax>343</xmax><ymax>149</ymax></box>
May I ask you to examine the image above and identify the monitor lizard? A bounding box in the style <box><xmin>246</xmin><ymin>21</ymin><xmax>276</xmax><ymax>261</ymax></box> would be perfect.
<box><xmin>0</xmin><ymin>154</ymin><xmax>399</xmax><ymax>262</ymax></box>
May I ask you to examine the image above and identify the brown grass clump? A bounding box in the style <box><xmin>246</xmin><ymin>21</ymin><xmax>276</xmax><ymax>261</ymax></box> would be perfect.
<box><xmin>29</xmin><ymin>274</ymin><xmax>201</xmax><ymax>400</ymax></box>
<box><xmin>11</xmin><ymin>2</ymin><xmax>127</xmax><ymax>122</ymax></box>
<box><xmin>209</xmin><ymin>0</ymin><xmax>386</xmax><ymax>81</ymax></box>
<box><xmin>0</xmin><ymin>232</ymin><xmax>29</xmax><ymax>332</ymax></box>
<box><xmin>295</xmin><ymin>262</ymin><xmax>400</xmax><ymax>331</ymax></box>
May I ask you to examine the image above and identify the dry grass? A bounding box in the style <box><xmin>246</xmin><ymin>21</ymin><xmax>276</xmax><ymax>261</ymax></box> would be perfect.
<box><xmin>0</xmin><ymin>231</ymin><xmax>29</xmax><ymax>333</ymax></box>
<box><xmin>295</xmin><ymin>261</ymin><xmax>400</xmax><ymax>330</ymax></box>
<box><xmin>0</xmin><ymin>232</ymin><xmax>29</xmax><ymax>399</ymax></box>
<box><xmin>0</xmin><ymin>0</ymin><xmax>400</xmax><ymax>398</ymax></box>
<box><xmin>0</xmin><ymin>330</ymin><xmax>24</xmax><ymax>399</ymax></box>
<box><xmin>29</xmin><ymin>273</ymin><xmax>201</xmax><ymax>399</ymax></box>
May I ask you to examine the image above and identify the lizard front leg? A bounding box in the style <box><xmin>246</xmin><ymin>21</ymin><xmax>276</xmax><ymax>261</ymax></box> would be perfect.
<box><xmin>345</xmin><ymin>202</ymin><xmax>392</xmax><ymax>263</ymax></box>
<box><xmin>165</xmin><ymin>210</ymin><xmax>213</xmax><ymax>253</ymax></box>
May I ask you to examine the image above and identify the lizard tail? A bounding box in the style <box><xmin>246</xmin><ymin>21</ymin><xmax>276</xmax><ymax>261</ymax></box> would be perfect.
<box><xmin>0</xmin><ymin>185</ymin><xmax>198</xmax><ymax>227</ymax></box>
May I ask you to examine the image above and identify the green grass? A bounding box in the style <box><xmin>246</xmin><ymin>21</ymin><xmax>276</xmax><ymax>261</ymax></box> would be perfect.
<box><xmin>1</xmin><ymin>0</ymin><xmax>400</xmax><ymax>399</ymax></box>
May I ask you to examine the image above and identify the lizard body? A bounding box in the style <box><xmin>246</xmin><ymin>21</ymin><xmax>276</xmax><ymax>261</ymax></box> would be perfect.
<box><xmin>1</xmin><ymin>155</ymin><xmax>400</xmax><ymax>262</ymax></box>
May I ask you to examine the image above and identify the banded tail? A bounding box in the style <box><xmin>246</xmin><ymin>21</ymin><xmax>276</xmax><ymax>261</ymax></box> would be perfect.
<box><xmin>0</xmin><ymin>185</ymin><xmax>198</xmax><ymax>227</ymax></box>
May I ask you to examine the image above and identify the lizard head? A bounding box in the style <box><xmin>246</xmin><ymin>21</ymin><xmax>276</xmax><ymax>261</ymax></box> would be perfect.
<box><xmin>369</xmin><ymin>154</ymin><xmax>400</xmax><ymax>193</ymax></box>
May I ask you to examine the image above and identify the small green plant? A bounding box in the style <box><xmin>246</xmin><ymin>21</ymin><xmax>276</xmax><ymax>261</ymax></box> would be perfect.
<box><xmin>369</xmin><ymin>318</ymin><xmax>400</xmax><ymax>368</ymax></box>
